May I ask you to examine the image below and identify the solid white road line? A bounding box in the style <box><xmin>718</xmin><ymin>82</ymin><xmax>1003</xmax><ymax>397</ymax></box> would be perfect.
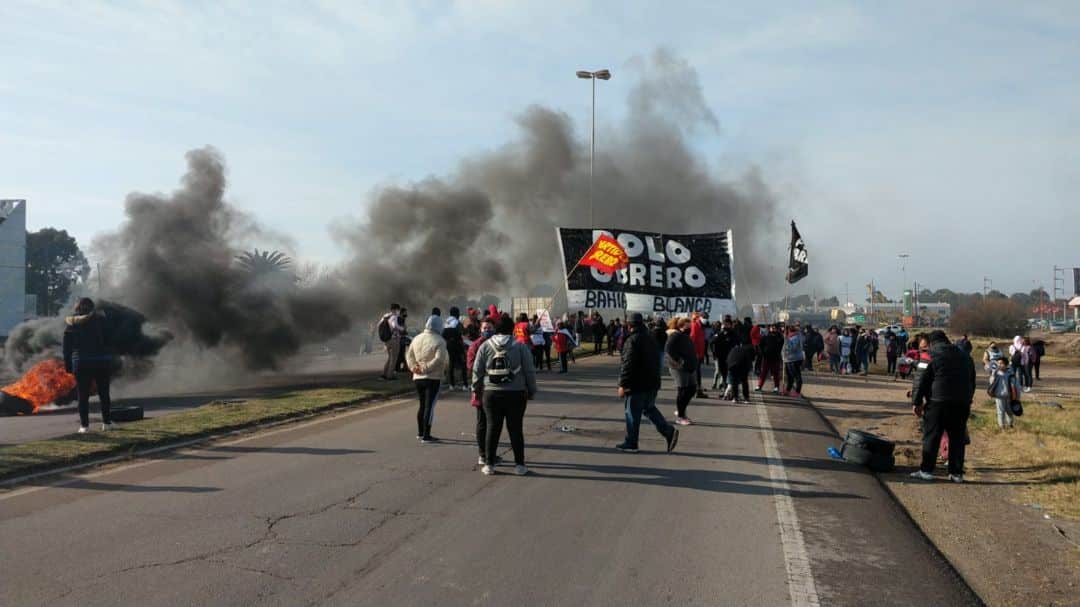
<box><xmin>755</xmin><ymin>398</ymin><xmax>822</xmax><ymax>607</ymax></box>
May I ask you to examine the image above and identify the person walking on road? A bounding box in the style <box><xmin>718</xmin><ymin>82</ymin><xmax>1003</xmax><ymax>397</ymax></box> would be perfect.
<box><xmin>378</xmin><ymin>303</ymin><xmax>403</xmax><ymax>380</ymax></box>
<box><xmin>855</xmin><ymin>329</ymin><xmax>872</xmax><ymax>376</ymax></box>
<box><xmin>782</xmin><ymin>325</ymin><xmax>805</xmax><ymax>398</ymax></box>
<box><xmin>824</xmin><ymin>326</ymin><xmax>840</xmax><ymax>374</ymax></box>
<box><xmin>884</xmin><ymin>329</ymin><xmax>899</xmax><ymax>376</ymax></box>
<box><xmin>442</xmin><ymin>307</ymin><xmax>467</xmax><ymax>391</ymax></box>
<box><xmin>690</xmin><ymin>313</ymin><xmax>709</xmax><ymax>398</ymax></box>
<box><xmin>910</xmin><ymin>331</ymin><xmax>977</xmax><ymax>483</ymax></box>
<box><xmin>616</xmin><ymin>313</ymin><xmax>680</xmax><ymax>453</ymax></box>
<box><xmin>665</xmin><ymin>317</ymin><xmax>698</xmax><ymax>425</ymax></box>
<box><xmin>472</xmin><ymin>313</ymin><xmax>538</xmax><ymax>476</ymax></box>
<box><xmin>553</xmin><ymin>321</ymin><xmax>577</xmax><ymax>373</ymax></box>
<box><xmin>406</xmin><ymin>315</ymin><xmax>449</xmax><ymax>443</ymax></box>
<box><xmin>725</xmin><ymin>336</ymin><xmax>754</xmax><ymax>403</ymax></box>
<box><xmin>467</xmin><ymin>320</ymin><xmax>500</xmax><ymax>465</ymax></box>
<box><xmin>63</xmin><ymin>298</ymin><xmax>115</xmax><ymax>433</ymax></box>
<box><xmin>755</xmin><ymin>323</ymin><xmax>784</xmax><ymax>394</ymax></box>
<box><xmin>709</xmin><ymin>319</ymin><xmax>734</xmax><ymax>392</ymax></box>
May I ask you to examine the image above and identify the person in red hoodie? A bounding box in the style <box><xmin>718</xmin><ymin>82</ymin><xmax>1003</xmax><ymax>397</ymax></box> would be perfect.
<box><xmin>467</xmin><ymin>319</ymin><xmax>501</xmax><ymax>466</ymax></box>
<box><xmin>689</xmin><ymin>312</ymin><xmax>708</xmax><ymax>398</ymax></box>
<box><xmin>749</xmin><ymin>322</ymin><xmax>763</xmax><ymax>377</ymax></box>
<box><xmin>553</xmin><ymin>321</ymin><xmax>578</xmax><ymax>373</ymax></box>
<box><xmin>513</xmin><ymin>313</ymin><xmax>531</xmax><ymax>346</ymax></box>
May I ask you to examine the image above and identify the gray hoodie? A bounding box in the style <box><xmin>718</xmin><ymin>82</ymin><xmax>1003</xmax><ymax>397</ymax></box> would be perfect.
<box><xmin>471</xmin><ymin>334</ymin><xmax>538</xmax><ymax>397</ymax></box>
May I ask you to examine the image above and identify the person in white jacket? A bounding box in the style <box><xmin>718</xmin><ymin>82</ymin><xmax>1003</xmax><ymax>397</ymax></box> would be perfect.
<box><xmin>406</xmin><ymin>315</ymin><xmax>449</xmax><ymax>443</ymax></box>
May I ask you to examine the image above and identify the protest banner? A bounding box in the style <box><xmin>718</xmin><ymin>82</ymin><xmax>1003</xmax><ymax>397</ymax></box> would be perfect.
<box><xmin>556</xmin><ymin>227</ymin><xmax>736</xmax><ymax>317</ymax></box>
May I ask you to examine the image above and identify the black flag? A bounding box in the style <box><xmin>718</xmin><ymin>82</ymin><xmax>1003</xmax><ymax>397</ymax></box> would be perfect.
<box><xmin>787</xmin><ymin>221</ymin><xmax>808</xmax><ymax>284</ymax></box>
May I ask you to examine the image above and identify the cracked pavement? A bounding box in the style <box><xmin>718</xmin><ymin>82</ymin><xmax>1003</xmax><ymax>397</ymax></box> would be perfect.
<box><xmin>0</xmin><ymin>356</ymin><xmax>976</xmax><ymax>606</ymax></box>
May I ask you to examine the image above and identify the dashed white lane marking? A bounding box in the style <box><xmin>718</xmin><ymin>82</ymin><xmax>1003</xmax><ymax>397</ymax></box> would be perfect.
<box><xmin>754</xmin><ymin>398</ymin><xmax>821</xmax><ymax>607</ymax></box>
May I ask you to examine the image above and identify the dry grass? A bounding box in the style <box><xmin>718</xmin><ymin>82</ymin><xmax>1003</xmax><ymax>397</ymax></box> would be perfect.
<box><xmin>968</xmin><ymin>394</ymin><xmax>1080</xmax><ymax>519</ymax></box>
<box><xmin>0</xmin><ymin>377</ymin><xmax>413</xmax><ymax>481</ymax></box>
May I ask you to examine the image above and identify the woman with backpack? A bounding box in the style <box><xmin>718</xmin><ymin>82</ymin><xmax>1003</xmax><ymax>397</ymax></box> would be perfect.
<box><xmin>472</xmin><ymin>313</ymin><xmax>538</xmax><ymax>476</ymax></box>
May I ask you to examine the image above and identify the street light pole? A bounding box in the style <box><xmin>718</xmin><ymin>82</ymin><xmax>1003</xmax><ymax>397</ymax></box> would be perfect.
<box><xmin>576</xmin><ymin>68</ymin><xmax>611</xmax><ymax>228</ymax></box>
<box><xmin>897</xmin><ymin>253</ymin><xmax>909</xmax><ymax>300</ymax></box>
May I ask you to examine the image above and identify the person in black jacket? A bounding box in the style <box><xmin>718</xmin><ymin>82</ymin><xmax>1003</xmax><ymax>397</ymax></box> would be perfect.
<box><xmin>754</xmin><ymin>324</ymin><xmax>784</xmax><ymax>394</ymax></box>
<box><xmin>442</xmin><ymin>307</ymin><xmax>468</xmax><ymax>390</ymax></box>
<box><xmin>709</xmin><ymin>320</ymin><xmax>734</xmax><ymax>391</ymax></box>
<box><xmin>616</xmin><ymin>313</ymin><xmax>679</xmax><ymax>453</ymax></box>
<box><xmin>910</xmin><ymin>330</ymin><xmax>977</xmax><ymax>482</ymax></box>
<box><xmin>665</xmin><ymin>318</ymin><xmax>699</xmax><ymax>425</ymax></box>
<box><xmin>651</xmin><ymin>317</ymin><xmax>668</xmax><ymax>374</ymax></box>
<box><xmin>62</xmin><ymin>298</ymin><xmax>114</xmax><ymax>433</ymax></box>
<box><xmin>725</xmin><ymin>336</ymin><xmax>754</xmax><ymax>403</ymax></box>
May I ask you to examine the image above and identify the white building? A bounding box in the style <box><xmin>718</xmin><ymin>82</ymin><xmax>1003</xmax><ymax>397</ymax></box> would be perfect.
<box><xmin>0</xmin><ymin>200</ymin><xmax>27</xmax><ymax>338</ymax></box>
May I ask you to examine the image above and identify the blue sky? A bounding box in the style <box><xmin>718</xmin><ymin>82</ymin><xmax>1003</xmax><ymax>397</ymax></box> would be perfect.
<box><xmin>2</xmin><ymin>1</ymin><xmax>1078</xmax><ymax>301</ymax></box>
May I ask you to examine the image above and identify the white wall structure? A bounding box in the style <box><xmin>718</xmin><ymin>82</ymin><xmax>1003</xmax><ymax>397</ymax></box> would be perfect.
<box><xmin>0</xmin><ymin>200</ymin><xmax>27</xmax><ymax>337</ymax></box>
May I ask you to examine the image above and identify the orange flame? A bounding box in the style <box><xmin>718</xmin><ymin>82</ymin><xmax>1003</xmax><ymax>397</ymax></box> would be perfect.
<box><xmin>1</xmin><ymin>358</ymin><xmax>77</xmax><ymax>413</ymax></box>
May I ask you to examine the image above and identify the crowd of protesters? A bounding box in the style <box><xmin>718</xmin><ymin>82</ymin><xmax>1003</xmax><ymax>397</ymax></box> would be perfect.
<box><xmin>374</xmin><ymin>299</ymin><xmax>1051</xmax><ymax>485</ymax></box>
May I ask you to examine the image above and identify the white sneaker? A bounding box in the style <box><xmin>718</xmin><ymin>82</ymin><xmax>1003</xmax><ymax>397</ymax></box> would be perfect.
<box><xmin>101</xmin><ymin>422</ymin><xmax>114</xmax><ymax>432</ymax></box>
<box><xmin>949</xmin><ymin>474</ymin><xmax>964</xmax><ymax>484</ymax></box>
<box><xmin>514</xmin><ymin>465</ymin><xmax>529</xmax><ymax>476</ymax></box>
<box><xmin>909</xmin><ymin>470</ymin><xmax>933</xmax><ymax>481</ymax></box>
<box><xmin>1023</xmin><ymin>387</ymin><xmax>1032</xmax><ymax>393</ymax></box>
<box><xmin>77</xmin><ymin>426</ymin><xmax>89</xmax><ymax>434</ymax></box>
<box><xmin>478</xmin><ymin>456</ymin><xmax>485</xmax><ymax>465</ymax></box>
<box><xmin>481</xmin><ymin>465</ymin><xmax>495</xmax><ymax>476</ymax></box>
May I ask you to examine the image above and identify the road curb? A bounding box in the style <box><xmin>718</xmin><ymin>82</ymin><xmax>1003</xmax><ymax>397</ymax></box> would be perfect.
<box><xmin>0</xmin><ymin>388</ymin><xmax>415</xmax><ymax>489</ymax></box>
<box><xmin>796</xmin><ymin>391</ymin><xmax>987</xmax><ymax>607</ymax></box>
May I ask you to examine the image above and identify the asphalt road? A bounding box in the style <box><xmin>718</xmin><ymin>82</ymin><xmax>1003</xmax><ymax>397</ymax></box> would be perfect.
<box><xmin>0</xmin><ymin>355</ymin><xmax>977</xmax><ymax>606</ymax></box>
<box><xmin>0</xmin><ymin>353</ymin><xmax>387</xmax><ymax>445</ymax></box>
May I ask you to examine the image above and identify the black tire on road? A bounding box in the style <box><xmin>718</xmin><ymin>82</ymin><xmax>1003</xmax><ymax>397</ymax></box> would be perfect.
<box><xmin>110</xmin><ymin>405</ymin><xmax>144</xmax><ymax>422</ymax></box>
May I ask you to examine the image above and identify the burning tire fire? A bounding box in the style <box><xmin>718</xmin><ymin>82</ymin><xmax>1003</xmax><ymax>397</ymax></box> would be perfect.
<box><xmin>0</xmin><ymin>358</ymin><xmax>78</xmax><ymax>416</ymax></box>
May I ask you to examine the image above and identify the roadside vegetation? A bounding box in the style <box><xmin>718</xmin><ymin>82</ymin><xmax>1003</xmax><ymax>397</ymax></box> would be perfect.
<box><xmin>0</xmin><ymin>377</ymin><xmax>412</xmax><ymax>481</ymax></box>
<box><xmin>965</xmin><ymin>333</ymin><xmax>1080</xmax><ymax>520</ymax></box>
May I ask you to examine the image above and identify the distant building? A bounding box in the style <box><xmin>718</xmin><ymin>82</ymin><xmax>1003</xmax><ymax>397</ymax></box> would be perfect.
<box><xmin>0</xmin><ymin>200</ymin><xmax>27</xmax><ymax>338</ymax></box>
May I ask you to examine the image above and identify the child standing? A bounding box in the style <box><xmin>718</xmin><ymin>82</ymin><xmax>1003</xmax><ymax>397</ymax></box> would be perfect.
<box><xmin>989</xmin><ymin>362</ymin><xmax>1021</xmax><ymax>429</ymax></box>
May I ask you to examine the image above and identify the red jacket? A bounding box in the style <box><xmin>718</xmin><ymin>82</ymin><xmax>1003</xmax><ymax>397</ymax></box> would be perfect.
<box><xmin>750</xmin><ymin>325</ymin><xmax>763</xmax><ymax>347</ymax></box>
<box><xmin>554</xmin><ymin>331</ymin><xmax>574</xmax><ymax>353</ymax></box>
<box><xmin>690</xmin><ymin>319</ymin><xmax>706</xmax><ymax>359</ymax></box>
<box><xmin>513</xmin><ymin>322</ymin><xmax>531</xmax><ymax>346</ymax></box>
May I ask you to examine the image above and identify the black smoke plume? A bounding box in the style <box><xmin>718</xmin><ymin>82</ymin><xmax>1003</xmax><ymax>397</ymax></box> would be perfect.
<box><xmin>2</xmin><ymin>301</ymin><xmax>172</xmax><ymax>375</ymax></box>
<box><xmin>3</xmin><ymin>49</ymin><xmax>781</xmax><ymax>374</ymax></box>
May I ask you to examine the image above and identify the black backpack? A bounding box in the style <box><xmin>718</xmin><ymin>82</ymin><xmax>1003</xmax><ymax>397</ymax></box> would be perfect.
<box><xmin>377</xmin><ymin>315</ymin><xmax>393</xmax><ymax>343</ymax></box>
<box><xmin>486</xmin><ymin>341</ymin><xmax>519</xmax><ymax>385</ymax></box>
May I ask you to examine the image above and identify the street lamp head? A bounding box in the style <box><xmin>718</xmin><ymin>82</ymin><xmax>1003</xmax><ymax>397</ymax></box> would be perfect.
<box><xmin>594</xmin><ymin>69</ymin><xmax>612</xmax><ymax>80</ymax></box>
<box><xmin>576</xmin><ymin>71</ymin><xmax>593</xmax><ymax>79</ymax></box>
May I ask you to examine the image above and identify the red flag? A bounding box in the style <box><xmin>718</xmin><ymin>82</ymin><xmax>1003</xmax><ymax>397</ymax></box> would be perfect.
<box><xmin>577</xmin><ymin>234</ymin><xmax>630</xmax><ymax>275</ymax></box>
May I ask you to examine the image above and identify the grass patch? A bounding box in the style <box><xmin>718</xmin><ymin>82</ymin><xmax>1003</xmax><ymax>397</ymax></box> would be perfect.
<box><xmin>968</xmin><ymin>396</ymin><xmax>1080</xmax><ymax>519</ymax></box>
<box><xmin>0</xmin><ymin>376</ymin><xmax>413</xmax><ymax>481</ymax></box>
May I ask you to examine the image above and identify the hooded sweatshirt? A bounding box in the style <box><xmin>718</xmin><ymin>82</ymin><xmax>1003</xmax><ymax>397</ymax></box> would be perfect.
<box><xmin>471</xmin><ymin>334</ymin><xmax>538</xmax><ymax>397</ymax></box>
<box><xmin>405</xmin><ymin>315</ymin><xmax>449</xmax><ymax>380</ymax></box>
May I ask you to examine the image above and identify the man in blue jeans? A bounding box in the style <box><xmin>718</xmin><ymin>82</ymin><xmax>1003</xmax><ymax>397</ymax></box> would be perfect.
<box><xmin>616</xmin><ymin>313</ymin><xmax>679</xmax><ymax>453</ymax></box>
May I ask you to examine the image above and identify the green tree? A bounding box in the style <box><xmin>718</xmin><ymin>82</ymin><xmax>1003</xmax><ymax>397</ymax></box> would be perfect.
<box><xmin>26</xmin><ymin>228</ymin><xmax>90</xmax><ymax>316</ymax></box>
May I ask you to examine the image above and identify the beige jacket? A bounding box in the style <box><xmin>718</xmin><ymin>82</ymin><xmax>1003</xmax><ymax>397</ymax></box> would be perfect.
<box><xmin>406</xmin><ymin>321</ymin><xmax>449</xmax><ymax>380</ymax></box>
